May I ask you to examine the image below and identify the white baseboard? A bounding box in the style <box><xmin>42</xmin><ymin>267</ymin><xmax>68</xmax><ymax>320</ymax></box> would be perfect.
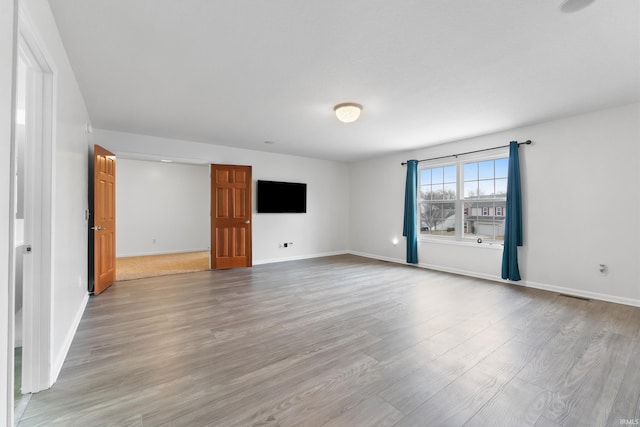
<box><xmin>418</xmin><ymin>262</ymin><xmax>504</xmax><ymax>283</ymax></box>
<box><xmin>116</xmin><ymin>248</ymin><xmax>210</xmax><ymax>258</ymax></box>
<box><xmin>515</xmin><ymin>280</ymin><xmax>640</xmax><ymax>308</ymax></box>
<box><xmin>347</xmin><ymin>250</ymin><xmax>640</xmax><ymax>308</ymax></box>
<box><xmin>50</xmin><ymin>292</ymin><xmax>89</xmax><ymax>385</ymax></box>
<box><xmin>253</xmin><ymin>251</ymin><xmax>348</xmax><ymax>266</ymax></box>
<box><xmin>347</xmin><ymin>250</ymin><xmax>406</xmax><ymax>265</ymax></box>
<box><xmin>347</xmin><ymin>250</ymin><xmax>503</xmax><ymax>282</ymax></box>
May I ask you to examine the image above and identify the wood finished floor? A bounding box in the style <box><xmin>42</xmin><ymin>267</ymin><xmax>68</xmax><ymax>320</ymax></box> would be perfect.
<box><xmin>19</xmin><ymin>255</ymin><xmax>640</xmax><ymax>426</ymax></box>
<box><xmin>116</xmin><ymin>251</ymin><xmax>210</xmax><ymax>281</ymax></box>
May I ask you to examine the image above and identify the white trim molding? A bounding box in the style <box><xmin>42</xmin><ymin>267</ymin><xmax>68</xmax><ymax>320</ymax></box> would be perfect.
<box><xmin>347</xmin><ymin>250</ymin><xmax>405</xmax><ymax>265</ymax></box>
<box><xmin>15</xmin><ymin>4</ymin><xmax>57</xmax><ymax>394</ymax></box>
<box><xmin>514</xmin><ymin>280</ymin><xmax>640</xmax><ymax>308</ymax></box>
<box><xmin>348</xmin><ymin>251</ymin><xmax>640</xmax><ymax>308</ymax></box>
<box><xmin>252</xmin><ymin>251</ymin><xmax>348</xmax><ymax>266</ymax></box>
<box><xmin>2</xmin><ymin>0</ymin><xmax>18</xmax><ymax>424</ymax></box>
<box><xmin>51</xmin><ymin>293</ymin><xmax>89</xmax><ymax>383</ymax></box>
<box><xmin>117</xmin><ymin>248</ymin><xmax>211</xmax><ymax>258</ymax></box>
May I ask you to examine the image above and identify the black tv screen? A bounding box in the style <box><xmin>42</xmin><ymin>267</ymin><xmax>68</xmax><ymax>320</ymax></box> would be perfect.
<box><xmin>257</xmin><ymin>180</ymin><xmax>307</xmax><ymax>213</ymax></box>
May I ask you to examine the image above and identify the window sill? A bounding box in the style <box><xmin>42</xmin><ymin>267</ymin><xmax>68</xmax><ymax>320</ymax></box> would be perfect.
<box><xmin>418</xmin><ymin>236</ymin><xmax>504</xmax><ymax>250</ymax></box>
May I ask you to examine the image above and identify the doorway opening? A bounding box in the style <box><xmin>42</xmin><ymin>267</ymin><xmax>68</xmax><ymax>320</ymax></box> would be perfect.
<box><xmin>113</xmin><ymin>158</ymin><xmax>211</xmax><ymax>281</ymax></box>
<box><xmin>10</xmin><ymin>10</ymin><xmax>56</xmax><ymax>423</ymax></box>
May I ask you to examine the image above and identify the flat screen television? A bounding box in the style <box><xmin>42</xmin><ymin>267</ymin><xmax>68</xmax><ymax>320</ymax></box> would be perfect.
<box><xmin>257</xmin><ymin>180</ymin><xmax>307</xmax><ymax>213</ymax></box>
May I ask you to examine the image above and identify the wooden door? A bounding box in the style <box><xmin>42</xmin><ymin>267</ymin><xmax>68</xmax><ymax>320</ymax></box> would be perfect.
<box><xmin>93</xmin><ymin>145</ymin><xmax>116</xmax><ymax>294</ymax></box>
<box><xmin>211</xmin><ymin>164</ymin><xmax>252</xmax><ymax>269</ymax></box>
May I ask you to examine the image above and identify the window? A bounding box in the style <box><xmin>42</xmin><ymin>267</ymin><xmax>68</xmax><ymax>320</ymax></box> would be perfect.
<box><xmin>463</xmin><ymin>158</ymin><xmax>508</xmax><ymax>241</ymax></box>
<box><xmin>419</xmin><ymin>154</ymin><xmax>508</xmax><ymax>243</ymax></box>
<box><xmin>419</xmin><ymin>165</ymin><xmax>457</xmax><ymax>236</ymax></box>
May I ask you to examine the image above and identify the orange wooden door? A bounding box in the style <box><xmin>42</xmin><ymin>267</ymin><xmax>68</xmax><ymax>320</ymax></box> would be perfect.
<box><xmin>211</xmin><ymin>164</ymin><xmax>252</xmax><ymax>269</ymax></box>
<box><xmin>93</xmin><ymin>145</ymin><xmax>116</xmax><ymax>294</ymax></box>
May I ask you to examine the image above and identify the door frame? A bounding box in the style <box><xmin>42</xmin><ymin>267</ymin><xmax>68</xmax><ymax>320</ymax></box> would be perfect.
<box><xmin>10</xmin><ymin>6</ymin><xmax>56</xmax><ymax>398</ymax></box>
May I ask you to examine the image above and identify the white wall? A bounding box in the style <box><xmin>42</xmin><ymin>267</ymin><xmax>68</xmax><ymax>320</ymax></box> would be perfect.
<box><xmin>21</xmin><ymin>0</ymin><xmax>91</xmax><ymax>383</ymax></box>
<box><xmin>0</xmin><ymin>5</ymin><xmax>634</xmax><ymax>423</ymax></box>
<box><xmin>94</xmin><ymin>129</ymin><xmax>350</xmax><ymax>264</ymax></box>
<box><xmin>350</xmin><ymin>103</ymin><xmax>640</xmax><ymax>306</ymax></box>
<box><xmin>116</xmin><ymin>159</ymin><xmax>210</xmax><ymax>257</ymax></box>
<box><xmin>1</xmin><ymin>0</ymin><xmax>16</xmax><ymax>423</ymax></box>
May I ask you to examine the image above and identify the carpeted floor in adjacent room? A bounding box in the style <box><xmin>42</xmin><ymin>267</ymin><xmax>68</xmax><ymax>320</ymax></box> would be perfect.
<box><xmin>116</xmin><ymin>251</ymin><xmax>209</xmax><ymax>281</ymax></box>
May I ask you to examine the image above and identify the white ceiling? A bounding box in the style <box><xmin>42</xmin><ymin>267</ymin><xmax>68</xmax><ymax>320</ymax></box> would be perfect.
<box><xmin>48</xmin><ymin>0</ymin><xmax>639</xmax><ymax>162</ymax></box>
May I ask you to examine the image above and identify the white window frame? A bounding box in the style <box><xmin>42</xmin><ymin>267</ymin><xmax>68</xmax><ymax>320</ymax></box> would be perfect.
<box><xmin>418</xmin><ymin>149</ymin><xmax>508</xmax><ymax>246</ymax></box>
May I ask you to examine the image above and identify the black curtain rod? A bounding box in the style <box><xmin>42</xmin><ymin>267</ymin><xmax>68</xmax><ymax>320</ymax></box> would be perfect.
<box><xmin>401</xmin><ymin>140</ymin><xmax>532</xmax><ymax>166</ymax></box>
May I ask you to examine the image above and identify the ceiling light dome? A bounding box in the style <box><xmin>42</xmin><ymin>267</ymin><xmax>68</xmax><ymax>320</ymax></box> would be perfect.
<box><xmin>560</xmin><ymin>0</ymin><xmax>595</xmax><ymax>13</ymax></box>
<box><xmin>334</xmin><ymin>102</ymin><xmax>363</xmax><ymax>123</ymax></box>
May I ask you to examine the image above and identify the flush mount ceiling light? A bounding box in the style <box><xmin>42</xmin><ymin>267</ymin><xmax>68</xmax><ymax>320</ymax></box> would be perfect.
<box><xmin>334</xmin><ymin>102</ymin><xmax>363</xmax><ymax>123</ymax></box>
<box><xmin>560</xmin><ymin>0</ymin><xmax>595</xmax><ymax>13</ymax></box>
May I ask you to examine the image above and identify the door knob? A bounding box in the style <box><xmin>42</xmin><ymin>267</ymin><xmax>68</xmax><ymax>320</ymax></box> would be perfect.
<box><xmin>245</xmin><ymin>220</ymin><xmax>250</xmax><ymax>224</ymax></box>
